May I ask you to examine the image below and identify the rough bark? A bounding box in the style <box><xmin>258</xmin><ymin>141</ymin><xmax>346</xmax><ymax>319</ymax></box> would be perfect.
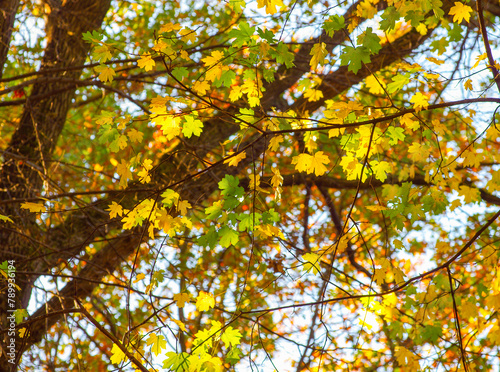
<box><xmin>0</xmin><ymin>0</ymin><xmax>20</xmax><ymax>78</ymax></box>
<box><xmin>0</xmin><ymin>0</ymin><xmax>111</xmax><ymax>370</ymax></box>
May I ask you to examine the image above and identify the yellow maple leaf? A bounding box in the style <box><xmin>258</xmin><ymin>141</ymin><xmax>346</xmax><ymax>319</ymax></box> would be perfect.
<box><xmin>196</xmin><ymin>291</ymin><xmax>215</xmax><ymax>311</ymax></box>
<box><xmin>256</xmin><ymin>0</ymin><xmax>284</xmax><ymax>14</ymax></box>
<box><xmin>202</xmin><ymin>50</ymin><xmax>224</xmax><ymax>67</ymax></box>
<box><xmin>147</xmin><ymin>333</ymin><xmax>167</xmax><ymax>356</ymax></box>
<box><xmin>464</xmin><ymin>78</ymin><xmax>473</xmax><ymax>91</ymax></box>
<box><xmin>127</xmin><ymin>128</ymin><xmax>143</xmax><ymax>143</ymax></box>
<box><xmin>309</xmin><ymin>42</ymin><xmax>327</xmax><ymax>70</ymax></box>
<box><xmin>400</xmin><ymin>113</ymin><xmax>419</xmax><ymax>131</ymax></box>
<box><xmin>18</xmin><ymin>327</ymin><xmax>28</xmax><ymax>338</ymax></box>
<box><xmin>106</xmin><ymin>201</ymin><xmax>123</xmax><ymax>219</ymax></box>
<box><xmin>137</xmin><ymin>167</ymin><xmax>151</xmax><ymax>184</ymax></box>
<box><xmin>172</xmin><ymin>319</ymin><xmax>187</xmax><ymax>332</ymax></box>
<box><xmin>302</xmin><ymin>253</ymin><xmax>321</xmax><ymax>275</ymax></box>
<box><xmin>472</xmin><ymin>53</ymin><xmax>487</xmax><ymax>69</ymax></box>
<box><xmin>116</xmin><ymin>159</ymin><xmax>132</xmax><ymax>188</ymax></box>
<box><xmin>304</xmin><ymin>88</ymin><xmax>324</xmax><ymax>102</ymax></box>
<box><xmin>268</xmin><ymin>135</ymin><xmax>284</xmax><ymax>152</ymax></box>
<box><xmin>173</xmin><ymin>292</ymin><xmax>191</xmax><ymax>308</ymax></box>
<box><xmin>426</xmin><ymin>57</ymin><xmax>445</xmax><ymax>65</ymax></box>
<box><xmin>410</xmin><ymin>92</ymin><xmax>429</xmax><ymax>112</ymax></box>
<box><xmin>223</xmin><ymin>151</ymin><xmax>247</xmax><ymax>167</ymax></box>
<box><xmin>20</xmin><ymin>202</ymin><xmax>46</xmax><ymax>213</ymax></box>
<box><xmin>179</xmin><ymin>27</ymin><xmax>197</xmax><ymax>43</ymax></box>
<box><xmin>95</xmin><ymin>65</ymin><xmax>115</xmax><ymax>83</ymax></box>
<box><xmin>449</xmin><ymin>2</ymin><xmax>473</xmax><ymax>24</ymax></box>
<box><xmin>138</xmin><ymin>54</ymin><xmax>155</xmax><ymax>71</ymax></box>
<box><xmin>159</xmin><ymin>22</ymin><xmax>181</xmax><ymax>33</ymax></box>
<box><xmin>365</xmin><ymin>74</ymin><xmax>386</xmax><ymax>95</ymax></box>
<box><xmin>292</xmin><ymin>151</ymin><xmax>330</xmax><ymax>176</ymax></box>
<box><xmin>193</xmin><ymin>80</ymin><xmax>210</xmax><ymax>95</ymax></box>
<box><xmin>176</xmin><ymin>199</ymin><xmax>191</xmax><ymax>215</ymax></box>
<box><xmin>110</xmin><ymin>343</ymin><xmax>126</xmax><ymax>365</ymax></box>
<box><xmin>459</xmin><ymin>185</ymin><xmax>481</xmax><ymax>204</ymax></box>
<box><xmin>133</xmin><ymin>273</ymin><xmax>145</xmax><ymax>283</ymax></box>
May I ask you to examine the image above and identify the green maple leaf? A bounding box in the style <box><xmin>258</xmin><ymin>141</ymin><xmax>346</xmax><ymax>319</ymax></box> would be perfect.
<box><xmin>219</xmin><ymin>226</ymin><xmax>239</xmax><ymax>247</ymax></box>
<box><xmin>339</xmin><ymin>46</ymin><xmax>371</xmax><ymax>74</ymax></box>
<box><xmin>387</xmin><ymin>126</ymin><xmax>406</xmax><ymax>145</ymax></box>
<box><xmin>380</xmin><ymin>7</ymin><xmax>400</xmax><ymax>31</ymax></box>
<box><xmin>219</xmin><ymin>175</ymin><xmax>244</xmax><ymax>198</ymax></box>
<box><xmin>225</xmin><ymin>347</ymin><xmax>243</xmax><ymax>365</ymax></box>
<box><xmin>257</xmin><ymin>27</ymin><xmax>276</xmax><ymax>43</ymax></box>
<box><xmin>323</xmin><ymin>15</ymin><xmax>345</xmax><ymax>36</ymax></box>
<box><xmin>430</xmin><ymin>37</ymin><xmax>449</xmax><ymax>55</ymax></box>
<box><xmin>197</xmin><ymin>226</ymin><xmax>218</xmax><ymax>248</ymax></box>
<box><xmin>270</xmin><ymin>42</ymin><xmax>295</xmax><ymax>68</ymax></box>
<box><xmin>229</xmin><ymin>22</ymin><xmax>256</xmax><ymax>47</ymax></box>
<box><xmin>359</xmin><ymin>27</ymin><xmax>381</xmax><ymax>55</ymax></box>
<box><xmin>172</xmin><ymin>66</ymin><xmax>188</xmax><ymax>81</ymax></box>
<box><xmin>419</xmin><ymin>324</ymin><xmax>443</xmax><ymax>343</ymax></box>
<box><xmin>82</xmin><ymin>30</ymin><xmax>103</xmax><ymax>44</ymax></box>
<box><xmin>387</xmin><ymin>73</ymin><xmax>410</xmax><ymax>93</ymax></box>
<box><xmin>215</xmin><ymin>69</ymin><xmax>236</xmax><ymax>88</ymax></box>
<box><xmin>163</xmin><ymin>352</ymin><xmax>190</xmax><ymax>371</ymax></box>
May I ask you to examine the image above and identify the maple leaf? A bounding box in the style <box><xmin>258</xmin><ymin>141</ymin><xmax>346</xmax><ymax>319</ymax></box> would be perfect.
<box><xmin>179</xmin><ymin>27</ymin><xmax>196</xmax><ymax>43</ymax></box>
<box><xmin>116</xmin><ymin>159</ymin><xmax>132</xmax><ymax>188</ymax></box>
<box><xmin>372</xmin><ymin>161</ymin><xmax>391</xmax><ymax>182</ymax></box>
<box><xmin>302</xmin><ymin>253</ymin><xmax>321</xmax><ymax>275</ymax></box>
<box><xmin>138</xmin><ymin>54</ymin><xmax>155</xmax><ymax>71</ymax></box>
<box><xmin>257</xmin><ymin>0</ymin><xmax>284</xmax><ymax>14</ymax></box>
<box><xmin>292</xmin><ymin>151</ymin><xmax>330</xmax><ymax>176</ymax></box>
<box><xmin>159</xmin><ymin>22</ymin><xmax>182</xmax><ymax>33</ymax></box>
<box><xmin>127</xmin><ymin>128</ymin><xmax>143</xmax><ymax>143</ymax></box>
<box><xmin>193</xmin><ymin>80</ymin><xmax>210</xmax><ymax>95</ymax></box>
<box><xmin>133</xmin><ymin>273</ymin><xmax>145</xmax><ymax>283</ymax></box>
<box><xmin>410</xmin><ymin>92</ymin><xmax>429</xmax><ymax>112</ymax></box>
<box><xmin>304</xmin><ymin>89</ymin><xmax>324</xmax><ymax>102</ymax></box>
<box><xmin>137</xmin><ymin>167</ymin><xmax>151</xmax><ymax>184</ymax></box>
<box><xmin>147</xmin><ymin>333</ymin><xmax>167</xmax><ymax>356</ymax></box>
<box><xmin>196</xmin><ymin>291</ymin><xmax>215</xmax><ymax>311</ymax></box>
<box><xmin>106</xmin><ymin>201</ymin><xmax>123</xmax><ymax>219</ymax></box>
<box><xmin>174</xmin><ymin>292</ymin><xmax>191</xmax><ymax>308</ymax></box>
<box><xmin>20</xmin><ymin>202</ymin><xmax>46</xmax><ymax>213</ymax></box>
<box><xmin>0</xmin><ymin>214</ymin><xmax>13</xmax><ymax>223</ymax></box>
<box><xmin>95</xmin><ymin>65</ymin><xmax>115</xmax><ymax>83</ymax></box>
<box><xmin>339</xmin><ymin>46</ymin><xmax>371</xmax><ymax>74</ymax></box>
<box><xmin>110</xmin><ymin>343</ymin><xmax>126</xmax><ymax>365</ymax></box>
<box><xmin>202</xmin><ymin>50</ymin><xmax>224</xmax><ymax>67</ymax></box>
<box><xmin>182</xmin><ymin>115</ymin><xmax>204</xmax><ymax>138</ymax></box>
<box><xmin>323</xmin><ymin>15</ymin><xmax>345</xmax><ymax>36</ymax></box>
<box><xmin>310</xmin><ymin>42</ymin><xmax>327</xmax><ymax>70</ymax></box>
<box><xmin>93</xmin><ymin>45</ymin><xmax>112</xmax><ymax>63</ymax></box>
<box><xmin>365</xmin><ymin>74</ymin><xmax>386</xmax><ymax>95</ymax></box>
<box><xmin>223</xmin><ymin>151</ymin><xmax>247</xmax><ymax>167</ymax></box>
<box><xmin>387</xmin><ymin>73</ymin><xmax>410</xmax><ymax>93</ymax></box>
<box><xmin>219</xmin><ymin>225</ymin><xmax>239</xmax><ymax>247</ymax></box>
<box><xmin>176</xmin><ymin>199</ymin><xmax>191</xmax><ymax>215</ymax></box>
<box><xmin>358</xmin><ymin>27</ymin><xmax>381</xmax><ymax>54</ymax></box>
<box><xmin>449</xmin><ymin>2</ymin><xmax>473</xmax><ymax>23</ymax></box>
<box><xmin>386</xmin><ymin>126</ymin><xmax>405</xmax><ymax>145</ymax></box>
<box><xmin>459</xmin><ymin>185</ymin><xmax>481</xmax><ymax>204</ymax></box>
<box><xmin>268</xmin><ymin>135</ymin><xmax>284</xmax><ymax>152</ymax></box>
<box><xmin>221</xmin><ymin>327</ymin><xmax>242</xmax><ymax>348</ymax></box>
<box><xmin>464</xmin><ymin>79</ymin><xmax>473</xmax><ymax>91</ymax></box>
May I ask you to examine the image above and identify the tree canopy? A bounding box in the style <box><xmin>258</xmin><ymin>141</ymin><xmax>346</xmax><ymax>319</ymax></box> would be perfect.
<box><xmin>1</xmin><ymin>0</ymin><xmax>500</xmax><ymax>370</ymax></box>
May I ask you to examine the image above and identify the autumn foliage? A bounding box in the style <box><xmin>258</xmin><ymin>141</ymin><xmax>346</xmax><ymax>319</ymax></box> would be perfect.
<box><xmin>1</xmin><ymin>0</ymin><xmax>500</xmax><ymax>371</ymax></box>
